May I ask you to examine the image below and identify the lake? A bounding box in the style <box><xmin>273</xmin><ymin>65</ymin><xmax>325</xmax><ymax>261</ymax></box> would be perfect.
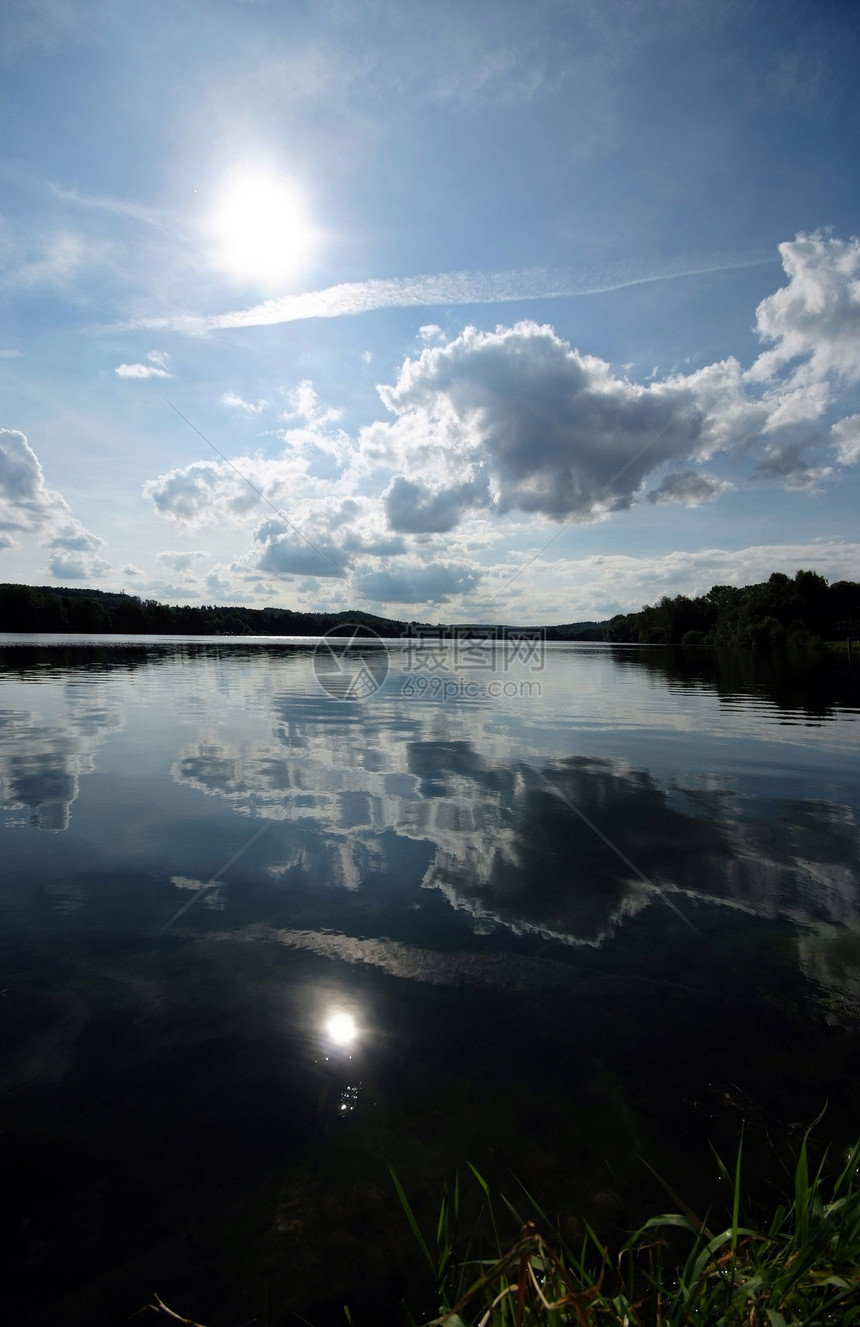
<box><xmin>1</xmin><ymin>634</ymin><xmax>859</xmax><ymax>1325</ymax></box>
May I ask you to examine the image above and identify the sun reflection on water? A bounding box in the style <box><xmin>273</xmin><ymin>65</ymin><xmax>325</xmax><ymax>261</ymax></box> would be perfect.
<box><xmin>325</xmin><ymin>1010</ymin><xmax>359</xmax><ymax>1048</ymax></box>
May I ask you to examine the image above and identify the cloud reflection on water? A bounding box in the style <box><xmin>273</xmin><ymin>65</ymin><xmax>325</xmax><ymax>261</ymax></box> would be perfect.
<box><xmin>0</xmin><ymin>684</ymin><xmax>123</xmax><ymax>829</ymax></box>
<box><xmin>1</xmin><ymin>641</ymin><xmax>859</xmax><ymax>1005</ymax></box>
<box><xmin>169</xmin><ymin>717</ymin><xmax>859</xmax><ymax>951</ymax></box>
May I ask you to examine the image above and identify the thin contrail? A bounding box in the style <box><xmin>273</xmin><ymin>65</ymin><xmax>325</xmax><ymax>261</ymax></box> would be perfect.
<box><xmin>105</xmin><ymin>250</ymin><xmax>776</xmax><ymax>334</ymax></box>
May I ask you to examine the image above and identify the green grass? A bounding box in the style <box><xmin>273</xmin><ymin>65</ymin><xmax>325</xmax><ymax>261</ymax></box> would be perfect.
<box><xmin>142</xmin><ymin>1126</ymin><xmax>860</xmax><ymax>1326</ymax></box>
<box><xmin>389</xmin><ymin>1127</ymin><xmax>860</xmax><ymax>1327</ymax></box>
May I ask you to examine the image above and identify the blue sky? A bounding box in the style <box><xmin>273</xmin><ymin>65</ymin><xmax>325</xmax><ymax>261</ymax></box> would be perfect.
<box><xmin>1</xmin><ymin>0</ymin><xmax>859</xmax><ymax>622</ymax></box>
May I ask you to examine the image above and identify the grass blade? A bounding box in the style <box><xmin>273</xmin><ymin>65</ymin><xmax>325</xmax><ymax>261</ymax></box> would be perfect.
<box><xmin>731</xmin><ymin>1127</ymin><xmax>744</xmax><ymax>1254</ymax></box>
<box><xmin>796</xmin><ymin>1137</ymin><xmax>810</xmax><ymax>1247</ymax></box>
<box><xmin>388</xmin><ymin>1159</ymin><xmax>436</xmax><ymax>1275</ymax></box>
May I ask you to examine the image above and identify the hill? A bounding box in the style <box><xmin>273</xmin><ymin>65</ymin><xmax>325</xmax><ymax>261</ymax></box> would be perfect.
<box><xmin>0</xmin><ymin>584</ymin><xmax>411</xmax><ymax>637</ymax></box>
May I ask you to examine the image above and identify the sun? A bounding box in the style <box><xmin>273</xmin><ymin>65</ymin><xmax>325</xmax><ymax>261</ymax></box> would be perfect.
<box><xmin>209</xmin><ymin>164</ymin><xmax>317</xmax><ymax>288</ymax></box>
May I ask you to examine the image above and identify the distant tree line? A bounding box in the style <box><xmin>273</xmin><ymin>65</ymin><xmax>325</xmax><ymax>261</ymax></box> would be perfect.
<box><xmin>604</xmin><ymin>570</ymin><xmax>860</xmax><ymax>647</ymax></box>
<box><xmin>3</xmin><ymin>571</ymin><xmax>858</xmax><ymax>646</ymax></box>
<box><xmin>0</xmin><ymin>583</ymin><xmax>408</xmax><ymax>637</ymax></box>
<box><xmin>0</xmin><ymin>584</ymin><xmax>601</xmax><ymax>640</ymax></box>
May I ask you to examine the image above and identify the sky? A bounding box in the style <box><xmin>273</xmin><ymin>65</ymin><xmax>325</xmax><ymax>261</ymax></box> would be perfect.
<box><xmin>1</xmin><ymin>0</ymin><xmax>860</xmax><ymax>624</ymax></box>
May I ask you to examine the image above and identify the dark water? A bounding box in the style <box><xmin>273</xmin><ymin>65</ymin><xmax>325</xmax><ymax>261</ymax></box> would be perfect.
<box><xmin>1</xmin><ymin>635</ymin><xmax>859</xmax><ymax>1324</ymax></box>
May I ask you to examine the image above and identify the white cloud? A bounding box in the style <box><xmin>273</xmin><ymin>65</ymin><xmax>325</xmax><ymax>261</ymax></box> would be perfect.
<box><xmin>156</xmin><ymin>549</ymin><xmax>211</xmax><ymax>572</ymax></box>
<box><xmin>47</xmin><ymin>520</ymin><xmax>109</xmax><ymax>579</ymax></box>
<box><xmin>0</xmin><ymin>427</ymin><xmax>69</xmax><ymax>532</ymax></box>
<box><xmin>146</xmin><ymin>578</ymin><xmax>205</xmax><ymax>601</ymax></box>
<box><xmin>112</xmin><ymin>250</ymin><xmax>776</xmax><ymax>335</ymax></box>
<box><xmin>383</xmin><ymin>475</ymin><xmax>485</xmax><ymax>534</ymax></box>
<box><xmin>246</xmin><ymin>515</ymin><xmax>349</xmax><ymax>580</ymax></box>
<box><xmin>221</xmin><ymin>391</ymin><xmax>267</xmax><ymax>413</ymax></box>
<box><xmin>143</xmin><ymin>454</ymin><xmax>311</xmax><ymax>529</ymax></box>
<box><xmin>205</xmin><ymin>570</ymin><xmax>234</xmax><ymax>599</ymax></box>
<box><xmin>0</xmin><ymin>348</ymin><xmax>23</xmax><ymax>358</ymax></box>
<box><xmin>671</xmin><ymin>356</ymin><xmax>766</xmax><ymax>457</ymax></box>
<box><xmin>283</xmin><ymin>378</ymin><xmax>342</xmax><ymax>425</ymax></box>
<box><xmin>831</xmin><ymin>414</ymin><xmax>860</xmax><ymax>465</ymax></box>
<box><xmin>48</xmin><ymin>550</ymin><xmax>110</xmax><ymax>580</ymax></box>
<box><xmin>753</xmin><ymin>441</ymin><xmax>833</xmax><ymax>491</ymax></box>
<box><xmin>135</xmin><ymin>237</ymin><xmax>860</xmax><ymax>613</ymax></box>
<box><xmin>483</xmin><ymin>542</ymin><xmax>860</xmax><ymax>621</ymax></box>
<box><xmin>356</xmin><ymin>560</ymin><xmax>482</xmax><ymax>604</ymax></box>
<box><xmin>225</xmin><ymin>493</ymin><xmax>409</xmax><ymax>592</ymax></box>
<box><xmin>370</xmin><ymin>322</ymin><xmax>702</xmax><ymax>523</ymax></box>
<box><xmin>47</xmin><ymin>182</ymin><xmax>169</xmax><ymax>231</ymax></box>
<box><xmin>647</xmin><ymin>471</ymin><xmax>733</xmax><ymax>507</ymax></box>
<box><xmin>744</xmin><ymin>233</ymin><xmax>860</xmax><ymax>442</ymax></box>
<box><xmin>285</xmin><ymin>378</ymin><xmax>318</xmax><ymax>418</ymax></box>
<box><xmin>144</xmin><ymin>460</ymin><xmax>258</xmax><ymax>526</ymax></box>
<box><xmin>122</xmin><ymin>564</ymin><xmax>145</xmax><ymax>578</ymax></box>
<box><xmin>2</xmin><ymin>231</ymin><xmax>88</xmax><ymax>288</ymax></box>
<box><xmin>115</xmin><ymin>350</ymin><xmax>171</xmax><ymax>380</ymax></box>
<box><xmin>0</xmin><ymin>427</ymin><xmax>108</xmax><ymax>579</ymax></box>
<box><xmin>49</xmin><ymin>520</ymin><xmax>105</xmax><ymax>554</ymax></box>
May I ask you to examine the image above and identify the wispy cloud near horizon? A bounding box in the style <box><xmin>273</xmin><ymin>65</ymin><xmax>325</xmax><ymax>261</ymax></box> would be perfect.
<box><xmin>104</xmin><ymin>249</ymin><xmax>777</xmax><ymax>335</ymax></box>
<box><xmin>47</xmin><ymin>181</ymin><xmax>170</xmax><ymax>231</ymax></box>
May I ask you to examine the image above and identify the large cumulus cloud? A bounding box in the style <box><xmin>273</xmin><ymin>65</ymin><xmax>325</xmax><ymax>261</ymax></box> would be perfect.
<box><xmin>383</xmin><ymin>475</ymin><xmax>486</xmax><ymax>534</ymax></box>
<box><xmin>0</xmin><ymin>428</ymin><xmax>68</xmax><ymax>533</ymax></box>
<box><xmin>251</xmin><ymin>516</ymin><xmax>349</xmax><ymax>580</ymax></box>
<box><xmin>749</xmin><ymin>232</ymin><xmax>860</xmax><ymax>393</ymax></box>
<box><xmin>137</xmin><ymin>234</ymin><xmax>860</xmax><ymax>612</ymax></box>
<box><xmin>0</xmin><ymin>428</ymin><xmax>108</xmax><ymax>579</ymax></box>
<box><xmin>143</xmin><ymin>457</ymin><xmax>304</xmax><ymax>528</ymax></box>
<box><xmin>370</xmin><ymin>322</ymin><xmax>704</xmax><ymax>527</ymax></box>
<box><xmin>356</xmin><ymin>560</ymin><xmax>481</xmax><ymax>604</ymax></box>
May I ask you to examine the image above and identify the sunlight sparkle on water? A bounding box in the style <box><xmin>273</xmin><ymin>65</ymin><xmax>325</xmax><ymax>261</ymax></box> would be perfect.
<box><xmin>325</xmin><ymin>1011</ymin><xmax>358</xmax><ymax>1048</ymax></box>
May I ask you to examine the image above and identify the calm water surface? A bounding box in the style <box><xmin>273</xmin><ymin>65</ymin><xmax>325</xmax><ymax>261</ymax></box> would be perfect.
<box><xmin>1</xmin><ymin>636</ymin><xmax>859</xmax><ymax>1324</ymax></box>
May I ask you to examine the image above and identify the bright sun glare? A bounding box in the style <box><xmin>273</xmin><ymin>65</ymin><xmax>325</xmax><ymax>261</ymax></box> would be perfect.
<box><xmin>209</xmin><ymin>164</ymin><xmax>316</xmax><ymax>287</ymax></box>
<box><xmin>324</xmin><ymin>1011</ymin><xmax>358</xmax><ymax>1048</ymax></box>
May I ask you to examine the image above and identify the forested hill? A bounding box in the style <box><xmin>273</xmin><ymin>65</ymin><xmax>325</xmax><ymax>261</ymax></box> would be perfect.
<box><xmin>0</xmin><ymin>583</ymin><xmax>605</xmax><ymax>639</ymax></box>
<box><xmin>605</xmin><ymin>570</ymin><xmax>860</xmax><ymax>646</ymax></box>
<box><xmin>2</xmin><ymin>572</ymin><xmax>858</xmax><ymax>644</ymax></box>
<box><xmin>0</xmin><ymin>583</ymin><xmax>410</xmax><ymax>637</ymax></box>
